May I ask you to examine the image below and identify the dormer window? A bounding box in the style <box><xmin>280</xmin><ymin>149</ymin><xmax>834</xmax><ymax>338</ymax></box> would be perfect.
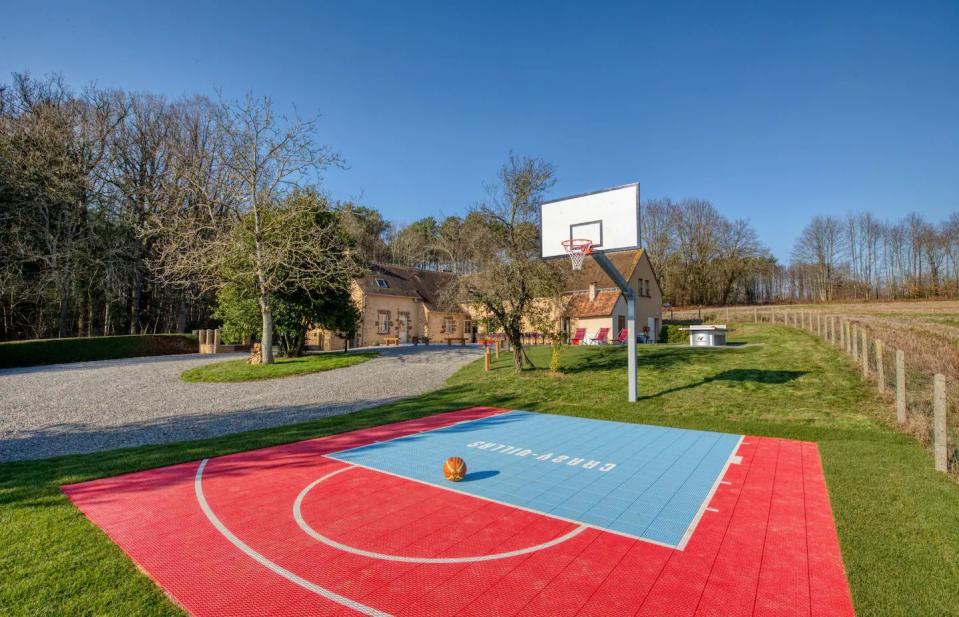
<box><xmin>374</xmin><ymin>278</ymin><xmax>389</xmax><ymax>289</ymax></box>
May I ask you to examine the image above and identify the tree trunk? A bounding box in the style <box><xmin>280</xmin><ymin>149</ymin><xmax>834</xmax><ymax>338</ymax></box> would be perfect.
<box><xmin>87</xmin><ymin>297</ymin><xmax>95</xmax><ymax>337</ymax></box>
<box><xmin>259</xmin><ymin>293</ymin><xmax>274</xmax><ymax>364</ymax></box>
<box><xmin>512</xmin><ymin>342</ymin><xmax>523</xmax><ymax>371</ymax></box>
<box><xmin>129</xmin><ymin>275</ymin><xmax>143</xmax><ymax>334</ymax></box>
<box><xmin>175</xmin><ymin>295</ymin><xmax>188</xmax><ymax>333</ymax></box>
<box><xmin>57</xmin><ymin>278</ymin><xmax>70</xmax><ymax>338</ymax></box>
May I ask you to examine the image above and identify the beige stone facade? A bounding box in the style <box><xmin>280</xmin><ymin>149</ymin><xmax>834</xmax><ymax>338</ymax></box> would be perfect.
<box><xmin>308</xmin><ymin>250</ymin><xmax>662</xmax><ymax>349</ymax></box>
<box><xmin>307</xmin><ymin>264</ymin><xmax>473</xmax><ymax>350</ymax></box>
<box><xmin>559</xmin><ymin>249</ymin><xmax>663</xmax><ymax>343</ymax></box>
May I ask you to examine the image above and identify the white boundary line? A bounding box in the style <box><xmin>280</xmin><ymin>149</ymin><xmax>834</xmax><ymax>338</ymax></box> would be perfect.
<box><xmin>326</xmin><ymin>409</ymin><xmax>520</xmax><ymax>457</ymax></box>
<box><xmin>327</xmin><ymin>457</ymin><xmax>679</xmax><ymax>550</ymax></box>
<box><xmin>328</xmin><ymin>418</ymin><xmax>746</xmax><ymax>552</ymax></box>
<box><xmin>675</xmin><ymin>435</ymin><xmax>745</xmax><ymax>550</ymax></box>
<box><xmin>293</xmin><ymin>466</ymin><xmax>588</xmax><ymax>563</ymax></box>
<box><xmin>194</xmin><ymin>459</ymin><xmax>390</xmax><ymax>617</ymax></box>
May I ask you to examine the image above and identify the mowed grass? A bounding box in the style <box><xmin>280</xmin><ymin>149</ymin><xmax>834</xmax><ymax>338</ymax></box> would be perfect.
<box><xmin>2</xmin><ymin>324</ymin><xmax>959</xmax><ymax>615</ymax></box>
<box><xmin>180</xmin><ymin>351</ymin><xmax>377</xmax><ymax>382</ymax></box>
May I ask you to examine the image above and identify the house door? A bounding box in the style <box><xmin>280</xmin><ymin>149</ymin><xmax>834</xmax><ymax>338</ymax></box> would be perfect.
<box><xmin>397</xmin><ymin>312</ymin><xmax>410</xmax><ymax>343</ymax></box>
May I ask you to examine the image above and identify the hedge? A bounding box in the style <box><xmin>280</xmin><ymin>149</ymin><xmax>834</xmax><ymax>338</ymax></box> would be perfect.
<box><xmin>0</xmin><ymin>334</ymin><xmax>199</xmax><ymax>369</ymax></box>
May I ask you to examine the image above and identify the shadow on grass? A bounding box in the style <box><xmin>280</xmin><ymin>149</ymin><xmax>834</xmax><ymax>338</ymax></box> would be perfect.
<box><xmin>639</xmin><ymin>369</ymin><xmax>807</xmax><ymax>400</ymax></box>
<box><xmin>561</xmin><ymin>345</ymin><xmax>706</xmax><ymax>374</ymax></box>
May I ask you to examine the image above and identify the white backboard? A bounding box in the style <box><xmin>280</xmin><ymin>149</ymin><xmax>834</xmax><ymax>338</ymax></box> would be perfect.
<box><xmin>540</xmin><ymin>183</ymin><xmax>640</xmax><ymax>258</ymax></box>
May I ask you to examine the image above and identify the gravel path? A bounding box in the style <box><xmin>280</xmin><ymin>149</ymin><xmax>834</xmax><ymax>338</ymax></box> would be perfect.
<box><xmin>0</xmin><ymin>346</ymin><xmax>483</xmax><ymax>462</ymax></box>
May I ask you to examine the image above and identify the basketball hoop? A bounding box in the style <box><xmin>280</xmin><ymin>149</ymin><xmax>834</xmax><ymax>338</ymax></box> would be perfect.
<box><xmin>562</xmin><ymin>238</ymin><xmax>593</xmax><ymax>271</ymax></box>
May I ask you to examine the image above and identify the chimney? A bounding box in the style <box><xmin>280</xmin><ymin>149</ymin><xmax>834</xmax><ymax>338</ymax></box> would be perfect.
<box><xmin>589</xmin><ymin>282</ymin><xmax>598</xmax><ymax>301</ymax></box>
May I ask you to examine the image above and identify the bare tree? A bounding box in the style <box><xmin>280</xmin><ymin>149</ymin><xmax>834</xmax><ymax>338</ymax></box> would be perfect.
<box><xmin>150</xmin><ymin>94</ymin><xmax>351</xmax><ymax>363</ymax></box>
<box><xmin>0</xmin><ymin>74</ymin><xmax>121</xmax><ymax>337</ymax></box>
<box><xmin>792</xmin><ymin>215</ymin><xmax>844</xmax><ymax>301</ymax></box>
<box><xmin>458</xmin><ymin>154</ymin><xmax>563</xmax><ymax>371</ymax></box>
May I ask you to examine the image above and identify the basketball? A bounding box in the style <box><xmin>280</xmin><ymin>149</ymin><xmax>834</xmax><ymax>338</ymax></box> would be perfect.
<box><xmin>443</xmin><ymin>456</ymin><xmax>467</xmax><ymax>482</ymax></box>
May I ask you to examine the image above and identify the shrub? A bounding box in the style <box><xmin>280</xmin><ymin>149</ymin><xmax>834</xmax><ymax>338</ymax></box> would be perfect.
<box><xmin>658</xmin><ymin>323</ymin><xmax>689</xmax><ymax>344</ymax></box>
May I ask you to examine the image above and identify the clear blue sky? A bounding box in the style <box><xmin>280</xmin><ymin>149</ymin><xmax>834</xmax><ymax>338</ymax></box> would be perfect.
<box><xmin>3</xmin><ymin>1</ymin><xmax>957</xmax><ymax>261</ymax></box>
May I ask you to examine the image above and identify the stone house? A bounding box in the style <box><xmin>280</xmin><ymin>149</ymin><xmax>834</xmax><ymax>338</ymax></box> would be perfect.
<box><xmin>307</xmin><ymin>264</ymin><xmax>473</xmax><ymax>350</ymax></box>
<box><xmin>308</xmin><ymin>249</ymin><xmax>662</xmax><ymax>349</ymax></box>
<box><xmin>559</xmin><ymin>249</ymin><xmax>663</xmax><ymax>343</ymax></box>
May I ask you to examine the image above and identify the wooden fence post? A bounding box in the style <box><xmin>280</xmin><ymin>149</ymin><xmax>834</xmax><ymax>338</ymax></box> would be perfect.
<box><xmin>861</xmin><ymin>328</ymin><xmax>869</xmax><ymax>378</ymax></box>
<box><xmin>896</xmin><ymin>350</ymin><xmax>906</xmax><ymax>424</ymax></box>
<box><xmin>754</xmin><ymin>307</ymin><xmax>758</xmax><ymax>323</ymax></box>
<box><xmin>840</xmin><ymin>319</ymin><xmax>845</xmax><ymax>349</ymax></box>
<box><xmin>817</xmin><ymin>314</ymin><xmax>823</xmax><ymax>337</ymax></box>
<box><xmin>851</xmin><ymin>325</ymin><xmax>858</xmax><ymax>361</ymax></box>
<box><xmin>484</xmin><ymin>346</ymin><xmax>491</xmax><ymax>371</ymax></box>
<box><xmin>875</xmin><ymin>339</ymin><xmax>884</xmax><ymax>393</ymax></box>
<box><xmin>934</xmin><ymin>374</ymin><xmax>947</xmax><ymax>473</ymax></box>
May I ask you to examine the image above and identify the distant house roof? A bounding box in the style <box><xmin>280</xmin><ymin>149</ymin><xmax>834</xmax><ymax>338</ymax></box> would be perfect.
<box><xmin>560</xmin><ymin>248</ymin><xmax>644</xmax><ymax>293</ymax></box>
<box><xmin>560</xmin><ymin>249</ymin><xmax>648</xmax><ymax>318</ymax></box>
<box><xmin>567</xmin><ymin>289</ymin><xmax>622</xmax><ymax>318</ymax></box>
<box><xmin>357</xmin><ymin>264</ymin><xmax>460</xmax><ymax>311</ymax></box>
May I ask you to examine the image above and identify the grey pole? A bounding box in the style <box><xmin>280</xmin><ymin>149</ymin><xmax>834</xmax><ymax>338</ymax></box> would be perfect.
<box><xmin>625</xmin><ymin>293</ymin><xmax>637</xmax><ymax>402</ymax></box>
<box><xmin>593</xmin><ymin>252</ymin><xmax>638</xmax><ymax>402</ymax></box>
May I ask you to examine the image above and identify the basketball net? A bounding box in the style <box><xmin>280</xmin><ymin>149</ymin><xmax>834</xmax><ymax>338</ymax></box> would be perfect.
<box><xmin>562</xmin><ymin>239</ymin><xmax>593</xmax><ymax>271</ymax></box>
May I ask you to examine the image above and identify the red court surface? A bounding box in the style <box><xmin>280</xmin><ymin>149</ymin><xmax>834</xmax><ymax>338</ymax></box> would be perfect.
<box><xmin>63</xmin><ymin>407</ymin><xmax>855</xmax><ymax>616</ymax></box>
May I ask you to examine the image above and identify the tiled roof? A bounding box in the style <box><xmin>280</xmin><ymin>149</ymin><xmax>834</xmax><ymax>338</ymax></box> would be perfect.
<box><xmin>560</xmin><ymin>249</ymin><xmax>644</xmax><ymax>293</ymax></box>
<box><xmin>567</xmin><ymin>289</ymin><xmax>621</xmax><ymax>317</ymax></box>
<box><xmin>357</xmin><ymin>264</ymin><xmax>459</xmax><ymax>310</ymax></box>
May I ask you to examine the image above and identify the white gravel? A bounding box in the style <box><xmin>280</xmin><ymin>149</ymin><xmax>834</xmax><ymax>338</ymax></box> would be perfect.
<box><xmin>0</xmin><ymin>345</ymin><xmax>483</xmax><ymax>462</ymax></box>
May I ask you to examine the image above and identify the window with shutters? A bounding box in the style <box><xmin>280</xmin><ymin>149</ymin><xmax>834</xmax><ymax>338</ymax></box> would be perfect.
<box><xmin>377</xmin><ymin>310</ymin><xmax>391</xmax><ymax>334</ymax></box>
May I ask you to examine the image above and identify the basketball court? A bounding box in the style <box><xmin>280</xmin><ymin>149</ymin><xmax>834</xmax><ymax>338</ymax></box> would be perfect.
<box><xmin>64</xmin><ymin>406</ymin><xmax>854</xmax><ymax>616</ymax></box>
<box><xmin>64</xmin><ymin>184</ymin><xmax>854</xmax><ymax>615</ymax></box>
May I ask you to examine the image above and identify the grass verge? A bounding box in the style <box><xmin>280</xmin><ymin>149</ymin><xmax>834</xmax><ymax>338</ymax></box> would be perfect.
<box><xmin>0</xmin><ymin>334</ymin><xmax>198</xmax><ymax>369</ymax></box>
<box><xmin>1</xmin><ymin>324</ymin><xmax>958</xmax><ymax>615</ymax></box>
<box><xmin>180</xmin><ymin>352</ymin><xmax>378</xmax><ymax>382</ymax></box>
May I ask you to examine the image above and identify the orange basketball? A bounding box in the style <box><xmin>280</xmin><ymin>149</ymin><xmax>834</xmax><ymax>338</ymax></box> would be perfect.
<box><xmin>443</xmin><ymin>456</ymin><xmax>467</xmax><ymax>482</ymax></box>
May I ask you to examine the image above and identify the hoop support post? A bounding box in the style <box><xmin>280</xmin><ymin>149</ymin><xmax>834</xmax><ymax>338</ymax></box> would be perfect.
<box><xmin>592</xmin><ymin>252</ymin><xmax>638</xmax><ymax>403</ymax></box>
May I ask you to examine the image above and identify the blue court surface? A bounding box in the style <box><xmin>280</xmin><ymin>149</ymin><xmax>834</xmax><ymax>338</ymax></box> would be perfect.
<box><xmin>328</xmin><ymin>411</ymin><xmax>743</xmax><ymax>548</ymax></box>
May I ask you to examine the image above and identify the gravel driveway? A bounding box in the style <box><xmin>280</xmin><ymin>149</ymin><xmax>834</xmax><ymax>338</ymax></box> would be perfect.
<box><xmin>0</xmin><ymin>346</ymin><xmax>483</xmax><ymax>462</ymax></box>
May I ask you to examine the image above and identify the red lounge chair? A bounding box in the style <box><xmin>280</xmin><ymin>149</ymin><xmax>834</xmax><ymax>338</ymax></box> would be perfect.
<box><xmin>570</xmin><ymin>327</ymin><xmax>587</xmax><ymax>345</ymax></box>
<box><xmin>586</xmin><ymin>327</ymin><xmax>610</xmax><ymax>345</ymax></box>
<box><xmin>616</xmin><ymin>328</ymin><xmax>628</xmax><ymax>344</ymax></box>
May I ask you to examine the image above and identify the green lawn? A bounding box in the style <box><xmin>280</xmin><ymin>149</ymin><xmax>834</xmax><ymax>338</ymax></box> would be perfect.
<box><xmin>180</xmin><ymin>351</ymin><xmax>377</xmax><ymax>382</ymax></box>
<box><xmin>0</xmin><ymin>334</ymin><xmax>197</xmax><ymax>369</ymax></box>
<box><xmin>2</xmin><ymin>324</ymin><xmax>959</xmax><ymax>615</ymax></box>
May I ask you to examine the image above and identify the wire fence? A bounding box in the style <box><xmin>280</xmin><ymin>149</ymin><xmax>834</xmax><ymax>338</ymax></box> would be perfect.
<box><xmin>672</xmin><ymin>306</ymin><xmax>957</xmax><ymax>477</ymax></box>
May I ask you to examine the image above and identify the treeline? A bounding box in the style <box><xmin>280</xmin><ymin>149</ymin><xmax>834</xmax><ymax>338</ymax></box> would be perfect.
<box><xmin>340</xmin><ymin>196</ymin><xmax>779</xmax><ymax>307</ymax></box>
<box><xmin>0</xmin><ymin>74</ymin><xmax>219</xmax><ymax>340</ymax></box>
<box><xmin>0</xmin><ymin>74</ymin><xmax>361</xmax><ymax>342</ymax></box>
<box><xmin>640</xmin><ymin>198</ymin><xmax>776</xmax><ymax>306</ymax></box>
<box><xmin>4</xmin><ymin>72</ymin><xmax>954</xmax><ymax>343</ymax></box>
<box><xmin>788</xmin><ymin>212</ymin><xmax>959</xmax><ymax>302</ymax></box>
